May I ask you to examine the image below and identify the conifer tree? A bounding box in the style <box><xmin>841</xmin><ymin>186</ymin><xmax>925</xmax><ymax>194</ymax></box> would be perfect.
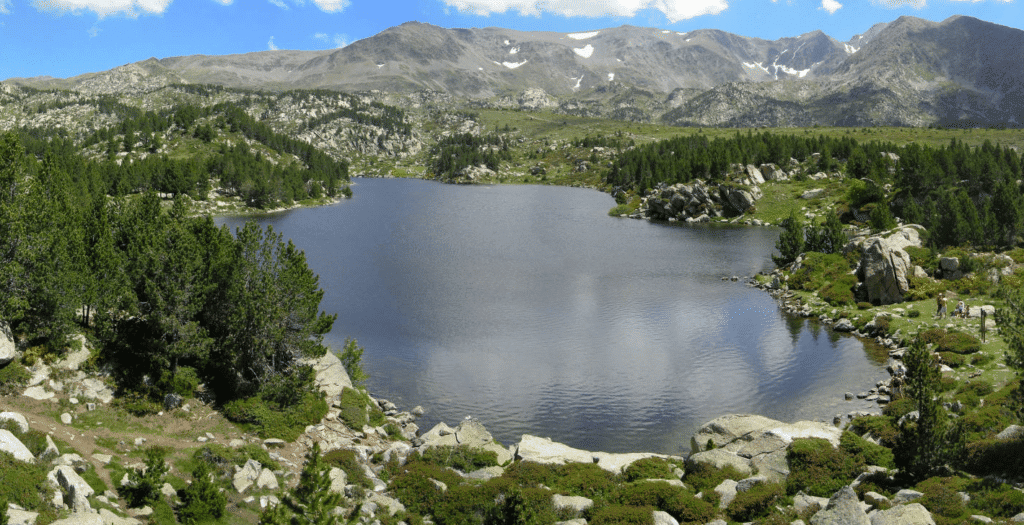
<box><xmin>260</xmin><ymin>442</ymin><xmax>343</xmax><ymax>525</ymax></box>
<box><xmin>773</xmin><ymin>210</ymin><xmax>805</xmax><ymax>267</ymax></box>
<box><xmin>895</xmin><ymin>339</ymin><xmax>964</xmax><ymax>480</ymax></box>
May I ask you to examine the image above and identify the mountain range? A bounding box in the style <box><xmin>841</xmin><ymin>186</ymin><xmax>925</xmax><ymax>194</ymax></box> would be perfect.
<box><xmin>6</xmin><ymin>14</ymin><xmax>1024</xmax><ymax>127</ymax></box>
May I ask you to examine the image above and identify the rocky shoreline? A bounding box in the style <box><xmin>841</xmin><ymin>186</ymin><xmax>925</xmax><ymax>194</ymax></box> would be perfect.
<box><xmin>7</xmin><ymin>320</ymin><xmax>1022</xmax><ymax>525</ymax></box>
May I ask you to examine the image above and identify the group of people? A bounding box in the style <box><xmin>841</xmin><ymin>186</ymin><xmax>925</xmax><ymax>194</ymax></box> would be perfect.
<box><xmin>936</xmin><ymin>292</ymin><xmax>968</xmax><ymax>319</ymax></box>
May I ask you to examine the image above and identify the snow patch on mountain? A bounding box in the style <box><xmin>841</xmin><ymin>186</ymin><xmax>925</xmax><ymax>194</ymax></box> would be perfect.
<box><xmin>568</xmin><ymin>31</ymin><xmax>599</xmax><ymax>40</ymax></box>
<box><xmin>574</xmin><ymin>44</ymin><xmax>595</xmax><ymax>58</ymax></box>
<box><xmin>496</xmin><ymin>60</ymin><xmax>528</xmax><ymax>69</ymax></box>
<box><xmin>844</xmin><ymin>44</ymin><xmax>860</xmax><ymax>54</ymax></box>
<box><xmin>509</xmin><ymin>47</ymin><xmax>520</xmax><ymax>54</ymax></box>
<box><xmin>608</xmin><ymin>73</ymin><xmax>615</xmax><ymax>81</ymax></box>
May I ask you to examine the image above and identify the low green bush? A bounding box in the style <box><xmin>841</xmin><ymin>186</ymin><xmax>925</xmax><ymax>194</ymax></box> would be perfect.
<box><xmin>113</xmin><ymin>391</ymin><xmax>162</xmax><ymax>417</ymax></box>
<box><xmin>323</xmin><ymin>449</ymin><xmax>373</xmax><ymax>489</ymax></box>
<box><xmin>882</xmin><ymin>398</ymin><xmax>917</xmax><ymax>420</ymax></box>
<box><xmin>963</xmin><ymin>433</ymin><xmax>1024</xmax><ymax>477</ymax></box>
<box><xmin>390</xmin><ymin>462</ymin><xmax>461</xmax><ymax>516</ymax></box>
<box><xmin>917</xmin><ymin>477</ymin><xmax>969</xmax><ymax>525</ymax></box>
<box><xmin>504</xmin><ymin>460</ymin><xmax>558</xmax><ymax>488</ymax></box>
<box><xmin>431</xmin><ymin>478</ymin><xmax>512</xmax><ymax>525</ymax></box>
<box><xmin>549</xmin><ymin>463</ymin><xmax>619</xmax><ymax>502</ymax></box>
<box><xmin>614</xmin><ymin>481</ymin><xmax>714</xmax><ymax>524</ymax></box>
<box><xmin>338</xmin><ymin>386</ymin><xmax>384</xmax><ymax>430</ymax></box>
<box><xmin>621</xmin><ymin>457</ymin><xmax>681</xmax><ymax>482</ymax></box>
<box><xmin>785</xmin><ymin>437</ymin><xmax>863</xmax><ymax>497</ymax></box>
<box><xmin>222</xmin><ymin>390</ymin><xmax>327</xmax><ymax>441</ymax></box>
<box><xmin>907</xmin><ymin>309</ymin><xmax>921</xmax><ymax>318</ymax></box>
<box><xmin>840</xmin><ymin>431</ymin><xmax>894</xmax><ymax>469</ymax></box>
<box><xmin>587</xmin><ymin>505</ymin><xmax>655</xmax><ymax>525</ymax></box>
<box><xmin>485</xmin><ymin>486</ymin><xmax>557</xmax><ymax>525</ymax></box>
<box><xmin>789</xmin><ymin>252</ymin><xmax>858</xmax><ymax>307</ymax></box>
<box><xmin>937</xmin><ymin>352</ymin><xmax>966</xmax><ymax>368</ymax></box>
<box><xmin>419</xmin><ymin>446</ymin><xmax>499</xmax><ymax>472</ymax></box>
<box><xmin>849</xmin><ymin>415</ymin><xmax>900</xmax><ymax>448</ymax></box>
<box><xmin>0</xmin><ymin>360</ymin><xmax>31</xmax><ymax>396</ymax></box>
<box><xmin>968</xmin><ymin>480</ymin><xmax>1024</xmax><ymax>518</ymax></box>
<box><xmin>682</xmin><ymin>461</ymin><xmax>746</xmax><ymax>495</ymax></box>
<box><xmin>726</xmin><ymin>482</ymin><xmax>785</xmax><ymax>522</ymax></box>
<box><xmin>857</xmin><ymin>302</ymin><xmax>873</xmax><ymax>310</ymax></box>
<box><xmin>938</xmin><ymin>331</ymin><xmax>981</xmax><ymax>355</ymax></box>
<box><xmin>0</xmin><ymin>451</ymin><xmax>48</xmax><ymax>511</ymax></box>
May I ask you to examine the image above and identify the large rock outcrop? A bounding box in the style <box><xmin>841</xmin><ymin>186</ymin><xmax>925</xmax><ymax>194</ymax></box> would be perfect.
<box><xmin>853</xmin><ymin>226</ymin><xmax>924</xmax><ymax>305</ymax></box>
<box><xmin>302</xmin><ymin>351</ymin><xmax>353</xmax><ymax>408</ymax></box>
<box><xmin>513</xmin><ymin>434</ymin><xmax>677</xmax><ymax>475</ymax></box>
<box><xmin>0</xmin><ymin>429</ymin><xmax>35</xmax><ymax>463</ymax></box>
<box><xmin>687</xmin><ymin>414</ymin><xmax>842</xmax><ymax>483</ymax></box>
<box><xmin>416</xmin><ymin>419</ymin><xmax>513</xmax><ymax>466</ymax></box>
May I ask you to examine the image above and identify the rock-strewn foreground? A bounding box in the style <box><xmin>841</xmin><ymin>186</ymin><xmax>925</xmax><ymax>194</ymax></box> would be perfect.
<box><xmin>4</xmin><ymin>334</ymin><xmax>1022</xmax><ymax>525</ymax></box>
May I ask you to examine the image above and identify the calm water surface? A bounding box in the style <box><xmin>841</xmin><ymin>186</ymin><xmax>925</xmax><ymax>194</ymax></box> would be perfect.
<box><xmin>217</xmin><ymin>178</ymin><xmax>888</xmax><ymax>455</ymax></box>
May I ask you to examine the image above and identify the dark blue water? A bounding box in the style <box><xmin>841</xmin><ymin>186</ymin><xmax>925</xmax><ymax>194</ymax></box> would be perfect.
<box><xmin>217</xmin><ymin>178</ymin><xmax>887</xmax><ymax>455</ymax></box>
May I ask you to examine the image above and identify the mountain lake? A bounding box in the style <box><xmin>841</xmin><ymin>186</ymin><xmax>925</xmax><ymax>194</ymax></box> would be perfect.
<box><xmin>216</xmin><ymin>177</ymin><xmax>890</xmax><ymax>455</ymax></box>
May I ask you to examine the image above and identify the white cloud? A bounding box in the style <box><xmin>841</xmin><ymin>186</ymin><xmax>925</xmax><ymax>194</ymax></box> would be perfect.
<box><xmin>268</xmin><ymin>0</ymin><xmax>288</xmax><ymax>8</ymax></box>
<box><xmin>0</xmin><ymin>0</ymin><xmax>11</xmax><ymax>14</ymax></box>
<box><xmin>870</xmin><ymin>0</ymin><xmax>925</xmax><ymax>7</ymax></box>
<box><xmin>32</xmin><ymin>0</ymin><xmax>172</xmax><ymax>18</ymax></box>
<box><xmin>441</xmin><ymin>0</ymin><xmax>727</xmax><ymax>23</ymax></box>
<box><xmin>312</xmin><ymin>0</ymin><xmax>348</xmax><ymax>11</ymax></box>
<box><xmin>267</xmin><ymin>36</ymin><xmax>278</xmax><ymax>50</ymax></box>
<box><xmin>212</xmin><ymin>0</ymin><xmax>232</xmax><ymax>4</ymax></box>
<box><xmin>820</xmin><ymin>0</ymin><xmax>841</xmax><ymax>13</ymax></box>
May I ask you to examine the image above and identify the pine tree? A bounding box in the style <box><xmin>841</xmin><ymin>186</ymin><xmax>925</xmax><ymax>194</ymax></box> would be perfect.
<box><xmin>177</xmin><ymin>461</ymin><xmax>226</xmax><ymax>525</ymax></box>
<box><xmin>260</xmin><ymin>443</ymin><xmax>343</xmax><ymax>525</ymax></box>
<box><xmin>895</xmin><ymin>339</ymin><xmax>964</xmax><ymax>480</ymax></box>
<box><xmin>773</xmin><ymin>210</ymin><xmax>805</xmax><ymax>267</ymax></box>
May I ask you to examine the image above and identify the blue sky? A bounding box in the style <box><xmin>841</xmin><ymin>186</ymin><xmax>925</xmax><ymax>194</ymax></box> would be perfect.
<box><xmin>1</xmin><ymin>0</ymin><xmax>1020</xmax><ymax>80</ymax></box>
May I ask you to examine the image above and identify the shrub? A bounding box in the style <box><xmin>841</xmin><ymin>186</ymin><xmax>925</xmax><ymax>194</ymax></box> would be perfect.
<box><xmin>882</xmin><ymin>397</ymin><xmax>917</xmax><ymax>420</ymax></box>
<box><xmin>322</xmin><ymin>448</ymin><xmax>373</xmax><ymax>489</ymax></box>
<box><xmin>917</xmin><ymin>477</ymin><xmax>969</xmax><ymax>524</ymax></box>
<box><xmin>726</xmin><ymin>482</ymin><xmax>785</xmax><ymax>522</ymax></box>
<box><xmin>121</xmin><ymin>447</ymin><xmax>168</xmax><ymax>508</ymax></box>
<box><xmin>588</xmin><ymin>505</ymin><xmax>655</xmax><ymax>525</ymax></box>
<box><xmin>432</xmin><ymin>478</ymin><xmax>513</xmax><ymax>525</ymax></box>
<box><xmin>390</xmin><ymin>462</ymin><xmax>459</xmax><ymax>516</ymax></box>
<box><xmin>113</xmin><ymin>391</ymin><xmax>162</xmax><ymax>417</ymax></box>
<box><xmin>177</xmin><ymin>461</ymin><xmax>226</xmax><ymax>525</ymax></box>
<box><xmin>907</xmin><ymin>309</ymin><xmax>921</xmax><ymax>318</ymax></box>
<box><xmin>840</xmin><ymin>431</ymin><xmax>894</xmax><ymax>469</ymax></box>
<box><xmin>937</xmin><ymin>331</ymin><xmax>981</xmax><ymax>355</ymax></box>
<box><xmin>937</xmin><ymin>352</ymin><xmax>965</xmax><ymax>368</ymax></box>
<box><xmin>549</xmin><ymin>463</ymin><xmax>619</xmax><ymax>502</ymax></box>
<box><xmin>338</xmin><ymin>387</ymin><xmax>373</xmax><ymax>430</ymax></box>
<box><xmin>504</xmin><ymin>460</ymin><xmax>558</xmax><ymax>488</ymax></box>
<box><xmin>0</xmin><ymin>451</ymin><xmax>48</xmax><ymax>511</ymax></box>
<box><xmin>0</xmin><ymin>361</ymin><xmax>31</xmax><ymax>396</ymax></box>
<box><xmin>420</xmin><ymin>446</ymin><xmax>499</xmax><ymax>472</ymax></box>
<box><xmin>160</xmin><ymin>366</ymin><xmax>200</xmax><ymax>398</ymax></box>
<box><xmin>614</xmin><ymin>481</ymin><xmax>714</xmax><ymax>524</ymax></box>
<box><xmin>969</xmin><ymin>480</ymin><xmax>1024</xmax><ymax>518</ymax></box>
<box><xmin>857</xmin><ymin>302</ymin><xmax>873</xmax><ymax>310</ymax></box>
<box><xmin>849</xmin><ymin>415</ymin><xmax>900</xmax><ymax>448</ymax></box>
<box><xmin>621</xmin><ymin>457</ymin><xmax>680</xmax><ymax>483</ymax></box>
<box><xmin>222</xmin><ymin>390</ymin><xmax>327</xmax><ymax>441</ymax></box>
<box><xmin>963</xmin><ymin>438</ymin><xmax>1024</xmax><ymax>478</ymax></box>
<box><xmin>485</xmin><ymin>486</ymin><xmax>557</xmax><ymax>525</ymax></box>
<box><xmin>789</xmin><ymin>252</ymin><xmax>858</xmax><ymax>306</ymax></box>
<box><xmin>785</xmin><ymin>438</ymin><xmax>862</xmax><ymax>497</ymax></box>
<box><xmin>683</xmin><ymin>461</ymin><xmax>746</xmax><ymax>494</ymax></box>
